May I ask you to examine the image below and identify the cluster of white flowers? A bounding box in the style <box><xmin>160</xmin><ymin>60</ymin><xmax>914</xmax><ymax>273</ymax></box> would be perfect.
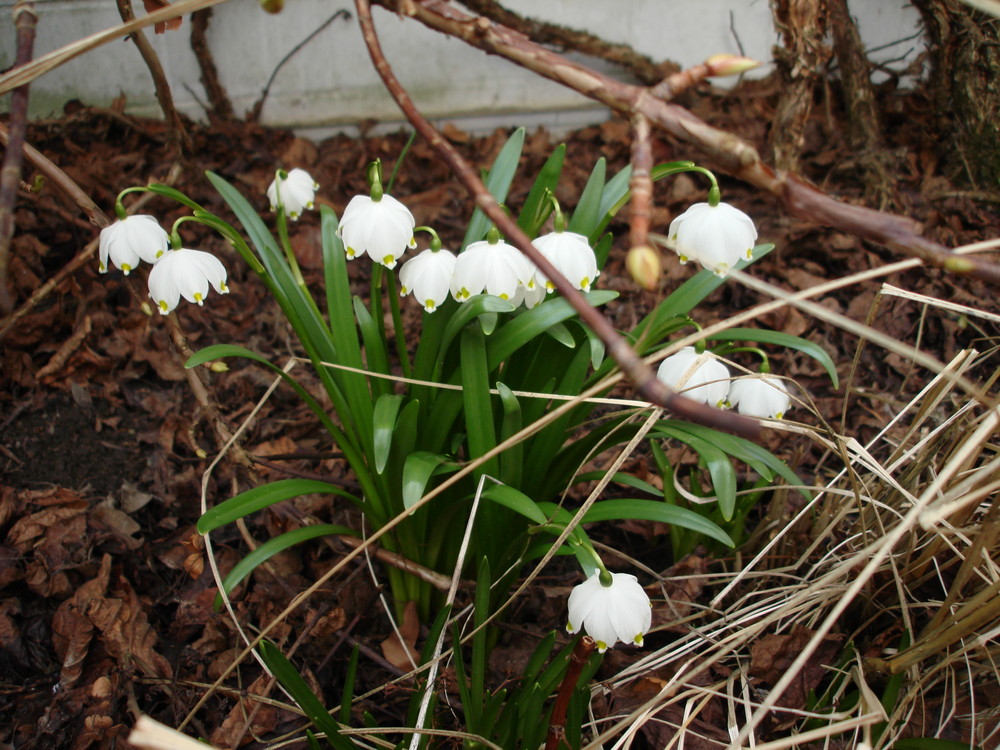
<box><xmin>99</xmin><ymin>215</ymin><xmax>230</xmax><ymax>315</ymax></box>
<box><xmin>334</xmin><ymin>181</ymin><xmax>600</xmax><ymax>314</ymax></box>
<box><xmin>656</xmin><ymin>346</ymin><xmax>792</xmax><ymax>419</ymax></box>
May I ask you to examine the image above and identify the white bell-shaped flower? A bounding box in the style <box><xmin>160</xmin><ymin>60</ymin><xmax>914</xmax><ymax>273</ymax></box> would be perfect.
<box><xmin>99</xmin><ymin>215</ymin><xmax>169</xmax><ymax>275</ymax></box>
<box><xmin>532</xmin><ymin>230</ymin><xmax>600</xmax><ymax>293</ymax></box>
<box><xmin>398</xmin><ymin>247</ymin><xmax>457</xmax><ymax>313</ymax></box>
<box><xmin>667</xmin><ymin>202</ymin><xmax>757</xmax><ymax>277</ymax></box>
<box><xmin>147</xmin><ymin>248</ymin><xmax>230</xmax><ymax>315</ymax></box>
<box><xmin>728</xmin><ymin>375</ymin><xmax>791</xmax><ymax>419</ymax></box>
<box><xmin>267</xmin><ymin>168</ymin><xmax>318</xmax><ymax>220</ymax></box>
<box><xmin>656</xmin><ymin>346</ymin><xmax>731</xmax><ymax>408</ymax></box>
<box><xmin>566</xmin><ymin>572</ymin><xmax>652</xmax><ymax>653</ymax></box>
<box><xmin>337</xmin><ymin>194</ymin><xmax>416</xmax><ymax>270</ymax></box>
<box><xmin>510</xmin><ymin>280</ymin><xmax>547</xmax><ymax>309</ymax></box>
<box><xmin>451</xmin><ymin>238</ymin><xmax>535</xmax><ymax>302</ymax></box>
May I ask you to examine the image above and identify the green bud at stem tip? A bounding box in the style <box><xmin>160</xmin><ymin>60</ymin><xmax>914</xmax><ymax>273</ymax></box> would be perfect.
<box><xmin>943</xmin><ymin>256</ymin><xmax>974</xmax><ymax>273</ymax></box>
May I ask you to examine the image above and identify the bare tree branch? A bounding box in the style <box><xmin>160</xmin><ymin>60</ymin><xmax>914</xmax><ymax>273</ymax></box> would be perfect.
<box><xmin>355</xmin><ymin>0</ymin><xmax>759</xmax><ymax>437</ymax></box>
<box><xmin>373</xmin><ymin>0</ymin><xmax>1000</xmax><ymax>285</ymax></box>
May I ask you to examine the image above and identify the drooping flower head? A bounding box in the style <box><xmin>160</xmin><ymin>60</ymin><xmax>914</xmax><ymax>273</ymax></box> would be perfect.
<box><xmin>337</xmin><ymin>159</ymin><xmax>416</xmax><ymax>270</ymax></box>
<box><xmin>667</xmin><ymin>201</ymin><xmax>757</xmax><ymax>277</ymax></box>
<box><xmin>398</xmin><ymin>230</ymin><xmax>457</xmax><ymax>313</ymax></box>
<box><xmin>566</xmin><ymin>571</ymin><xmax>652</xmax><ymax>653</ymax></box>
<box><xmin>148</xmin><ymin>247</ymin><xmax>230</xmax><ymax>315</ymax></box>
<box><xmin>99</xmin><ymin>215</ymin><xmax>169</xmax><ymax>275</ymax></box>
<box><xmin>451</xmin><ymin>226</ymin><xmax>535</xmax><ymax>302</ymax></box>
<box><xmin>728</xmin><ymin>375</ymin><xmax>791</xmax><ymax>419</ymax></box>
<box><xmin>267</xmin><ymin>168</ymin><xmax>318</xmax><ymax>220</ymax></box>
<box><xmin>656</xmin><ymin>346</ymin><xmax>730</xmax><ymax>408</ymax></box>
<box><xmin>532</xmin><ymin>229</ymin><xmax>599</xmax><ymax>293</ymax></box>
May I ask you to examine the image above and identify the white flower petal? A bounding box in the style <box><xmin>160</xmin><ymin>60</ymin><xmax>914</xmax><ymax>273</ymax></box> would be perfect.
<box><xmin>451</xmin><ymin>239</ymin><xmax>533</xmax><ymax>302</ymax></box>
<box><xmin>147</xmin><ymin>248</ymin><xmax>230</xmax><ymax>315</ymax></box>
<box><xmin>337</xmin><ymin>193</ymin><xmax>415</xmax><ymax>268</ymax></box>
<box><xmin>566</xmin><ymin>572</ymin><xmax>651</xmax><ymax>652</ymax></box>
<box><xmin>99</xmin><ymin>215</ymin><xmax>169</xmax><ymax>274</ymax></box>
<box><xmin>398</xmin><ymin>248</ymin><xmax>457</xmax><ymax>313</ymax></box>
<box><xmin>656</xmin><ymin>346</ymin><xmax>731</xmax><ymax>407</ymax></box>
<box><xmin>728</xmin><ymin>376</ymin><xmax>790</xmax><ymax>419</ymax></box>
<box><xmin>532</xmin><ymin>230</ymin><xmax>599</xmax><ymax>292</ymax></box>
<box><xmin>267</xmin><ymin>168</ymin><xmax>318</xmax><ymax>220</ymax></box>
<box><xmin>667</xmin><ymin>202</ymin><xmax>756</xmax><ymax>277</ymax></box>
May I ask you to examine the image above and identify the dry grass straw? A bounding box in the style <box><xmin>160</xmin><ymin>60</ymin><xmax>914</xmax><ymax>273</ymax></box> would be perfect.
<box><xmin>188</xmin><ymin>242</ymin><xmax>1000</xmax><ymax>747</ymax></box>
<box><xmin>585</xmin><ymin>243</ymin><xmax>1000</xmax><ymax>749</ymax></box>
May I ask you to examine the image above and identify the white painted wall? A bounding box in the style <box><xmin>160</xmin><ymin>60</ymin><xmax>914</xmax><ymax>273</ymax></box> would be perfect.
<box><xmin>0</xmin><ymin>0</ymin><xmax>924</xmax><ymax>135</ymax></box>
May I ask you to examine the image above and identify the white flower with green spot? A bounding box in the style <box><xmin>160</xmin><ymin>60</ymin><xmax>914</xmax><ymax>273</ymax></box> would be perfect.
<box><xmin>532</xmin><ymin>229</ymin><xmax>599</xmax><ymax>293</ymax></box>
<box><xmin>656</xmin><ymin>346</ymin><xmax>730</xmax><ymax>408</ymax></box>
<box><xmin>451</xmin><ymin>236</ymin><xmax>535</xmax><ymax>302</ymax></box>
<box><xmin>728</xmin><ymin>376</ymin><xmax>791</xmax><ymax>419</ymax></box>
<box><xmin>667</xmin><ymin>201</ymin><xmax>757</xmax><ymax>277</ymax></box>
<box><xmin>147</xmin><ymin>248</ymin><xmax>229</xmax><ymax>315</ymax></box>
<box><xmin>99</xmin><ymin>215</ymin><xmax>169</xmax><ymax>275</ymax></box>
<box><xmin>337</xmin><ymin>193</ymin><xmax>416</xmax><ymax>270</ymax></box>
<box><xmin>398</xmin><ymin>247</ymin><xmax>457</xmax><ymax>313</ymax></box>
<box><xmin>566</xmin><ymin>572</ymin><xmax>651</xmax><ymax>653</ymax></box>
<box><xmin>267</xmin><ymin>168</ymin><xmax>318</xmax><ymax>220</ymax></box>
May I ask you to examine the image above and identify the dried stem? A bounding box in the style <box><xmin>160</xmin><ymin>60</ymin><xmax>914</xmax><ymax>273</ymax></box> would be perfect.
<box><xmin>116</xmin><ymin>0</ymin><xmax>190</xmax><ymax>151</ymax></box>
<box><xmin>0</xmin><ymin>1</ymin><xmax>38</xmax><ymax>314</ymax></box>
<box><xmin>374</xmin><ymin>0</ymin><xmax>1000</xmax><ymax>285</ymax></box>
<box><xmin>544</xmin><ymin>636</ymin><xmax>596</xmax><ymax>750</ymax></box>
<box><xmin>628</xmin><ymin>113</ymin><xmax>652</xmax><ymax>251</ymax></box>
<box><xmin>457</xmin><ymin>0</ymin><xmax>673</xmax><ymax>84</ymax></box>
<box><xmin>190</xmin><ymin>8</ymin><xmax>235</xmax><ymax>123</ymax></box>
<box><xmin>355</xmin><ymin>0</ymin><xmax>758</xmax><ymax>437</ymax></box>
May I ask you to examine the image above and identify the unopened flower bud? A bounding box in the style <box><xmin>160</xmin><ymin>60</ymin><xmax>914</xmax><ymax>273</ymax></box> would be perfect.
<box><xmin>626</xmin><ymin>244</ymin><xmax>661</xmax><ymax>291</ymax></box>
<box><xmin>705</xmin><ymin>53</ymin><xmax>761</xmax><ymax>77</ymax></box>
<box><xmin>209</xmin><ymin>361</ymin><xmax>229</xmax><ymax>373</ymax></box>
<box><xmin>259</xmin><ymin>0</ymin><xmax>283</xmax><ymax>12</ymax></box>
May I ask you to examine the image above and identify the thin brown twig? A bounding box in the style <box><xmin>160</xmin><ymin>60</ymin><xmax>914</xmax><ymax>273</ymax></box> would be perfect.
<box><xmin>355</xmin><ymin>0</ymin><xmax>758</xmax><ymax>437</ymax></box>
<box><xmin>628</xmin><ymin>113</ymin><xmax>652</xmax><ymax>252</ymax></box>
<box><xmin>116</xmin><ymin>0</ymin><xmax>190</xmax><ymax>151</ymax></box>
<box><xmin>375</xmin><ymin>0</ymin><xmax>1000</xmax><ymax>286</ymax></box>
<box><xmin>0</xmin><ymin>1</ymin><xmax>38</xmax><ymax>314</ymax></box>
<box><xmin>544</xmin><ymin>636</ymin><xmax>596</xmax><ymax>750</ymax></box>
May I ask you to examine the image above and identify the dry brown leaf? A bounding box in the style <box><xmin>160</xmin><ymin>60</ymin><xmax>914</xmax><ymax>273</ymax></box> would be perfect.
<box><xmin>749</xmin><ymin>624</ymin><xmax>844</xmax><ymax>709</ymax></box>
<box><xmin>380</xmin><ymin>600</ymin><xmax>419</xmax><ymax>671</ymax></box>
<box><xmin>142</xmin><ymin>0</ymin><xmax>182</xmax><ymax>33</ymax></box>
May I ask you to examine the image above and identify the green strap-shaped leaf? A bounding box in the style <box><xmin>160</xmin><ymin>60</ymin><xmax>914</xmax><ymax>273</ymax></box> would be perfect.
<box><xmin>708</xmin><ymin>327</ymin><xmax>840</xmax><ymax>388</ymax></box>
<box><xmin>567</xmin><ymin>157</ymin><xmax>606</xmax><ymax>237</ymax></box>
<box><xmin>485</xmin><ymin>290</ymin><xmax>617</xmax><ymax>370</ymax></box>
<box><xmin>258</xmin><ymin>640</ymin><xmax>357</xmax><ymax>749</ymax></box>
<box><xmin>216</xmin><ymin>523</ymin><xmax>356</xmax><ymax>607</ymax></box>
<box><xmin>574</xmin><ymin>470</ymin><xmax>663</xmax><ymax>497</ymax></box>
<box><xmin>435</xmin><ymin>294</ymin><xmax>516</xmax><ymax>382</ymax></box>
<box><xmin>496</xmin><ymin>382</ymin><xmax>523</xmax><ymax>488</ymax></box>
<box><xmin>402</xmin><ymin>451</ymin><xmax>458</xmax><ymax>510</ymax></box>
<box><xmin>462</xmin><ymin>127</ymin><xmax>526</xmax><ymax>248</ymax></box>
<box><xmin>372</xmin><ymin>394</ymin><xmax>404</xmax><ymax>474</ymax></box>
<box><xmin>654</xmin><ymin>423</ymin><xmax>738</xmax><ymax>521</ymax></box>
<box><xmin>517</xmin><ymin>143</ymin><xmax>566</xmax><ymax>237</ymax></box>
<box><xmin>580</xmin><ymin>499</ymin><xmax>735</xmax><ymax>547</ymax></box>
<box><xmin>197</xmin><ymin>479</ymin><xmax>359</xmax><ymax>534</ymax></box>
<box><xmin>461</xmin><ymin>326</ymin><xmax>499</xmax><ymax>478</ymax></box>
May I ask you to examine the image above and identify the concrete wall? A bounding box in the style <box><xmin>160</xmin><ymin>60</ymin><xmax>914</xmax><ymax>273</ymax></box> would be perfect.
<box><xmin>0</xmin><ymin>0</ymin><xmax>924</xmax><ymax>135</ymax></box>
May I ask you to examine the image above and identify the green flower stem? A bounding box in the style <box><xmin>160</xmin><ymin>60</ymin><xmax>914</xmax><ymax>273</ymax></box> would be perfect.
<box><xmin>545</xmin><ymin>192</ymin><xmax>566</xmax><ymax>232</ymax></box>
<box><xmin>716</xmin><ymin>345</ymin><xmax>771</xmax><ymax>372</ymax></box>
<box><xmin>686</xmin><ymin>166</ymin><xmax>721</xmax><ymax>206</ymax></box>
<box><xmin>385</xmin><ymin>130</ymin><xmax>416</xmax><ymax>195</ymax></box>
<box><xmin>274</xmin><ymin>196</ymin><xmax>307</xmax><ymax>288</ymax></box>
<box><xmin>385</xmin><ymin>268</ymin><xmax>412</xmax><ymax>379</ymax></box>
<box><xmin>371</xmin><ymin>262</ymin><xmax>386</xmax><ymax>342</ymax></box>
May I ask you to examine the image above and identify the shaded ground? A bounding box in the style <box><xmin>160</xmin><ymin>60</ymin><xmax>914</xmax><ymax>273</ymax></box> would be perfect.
<box><xmin>1</xmin><ymin>74</ymin><xmax>998</xmax><ymax>748</ymax></box>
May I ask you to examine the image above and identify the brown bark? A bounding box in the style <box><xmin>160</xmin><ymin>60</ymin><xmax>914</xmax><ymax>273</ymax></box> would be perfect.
<box><xmin>769</xmin><ymin>0</ymin><xmax>830</xmax><ymax>172</ymax></box>
<box><xmin>191</xmin><ymin>8</ymin><xmax>235</xmax><ymax>123</ymax></box>
<box><xmin>458</xmin><ymin>0</ymin><xmax>676</xmax><ymax>84</ymax></box>
<box><xmin>911</xmin><ymin>0</ymin><xmax>1000</xmax><ymax>186</ymax></box>
<box><xmin>828</xmin><ymin>0</ymin><xmax>883</xmax><ymax>152</ymax></box>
